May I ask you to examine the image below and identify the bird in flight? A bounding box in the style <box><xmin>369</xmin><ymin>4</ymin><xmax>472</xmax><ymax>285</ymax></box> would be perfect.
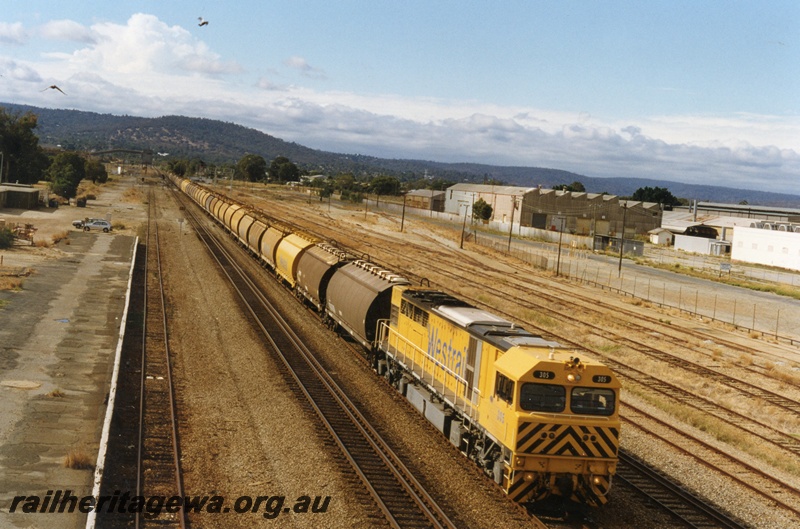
<box><xmin>42</xmin><ymin>85</ymin><xmax>66</xmax><ymax>95</ymax></box>
<box><xmin>198</xmin><ymin>17</ymin><xmax>209</xmax><ymax>27</ymax></box>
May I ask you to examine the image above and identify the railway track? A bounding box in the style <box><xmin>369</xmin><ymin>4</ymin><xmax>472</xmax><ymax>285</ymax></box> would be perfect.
<box><xmin>616</xmin><ymin>452</ymin><xmax>748</xmax><ymax>529</ymax></box>
<box><xmin>97</xmin><ymin>185</ymin><xmax>187</xmax><ymax>528</ymax></box>
<box><xmin>135</xmin><ymin>189</ymin><xmax>187</xmax><ymax>528</ymax></box>
<box><xmin>622</xmin><ymin>400</ymin><xmax>800</xmax><ymax>523</ymax></box>
<box><xmin>171</xmin><ymin>186</ymin><xmax>463</xmax><ymax>529</ymax></box>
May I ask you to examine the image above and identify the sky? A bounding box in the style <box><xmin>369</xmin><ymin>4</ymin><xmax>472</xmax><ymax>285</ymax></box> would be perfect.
<box><xmin>1</xmin><ymin>1</ymin><xmax>799</xmax><ymax>194</ymax></box>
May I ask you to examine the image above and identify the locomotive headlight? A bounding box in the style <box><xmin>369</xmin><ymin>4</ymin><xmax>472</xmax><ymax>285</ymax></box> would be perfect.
<box><xmin>593</xmin><ymin>476</ymin><xmax>602</xmax><ymax>485</ymax></box>
<box><xmin>523</xmin><ymin>472</ymin><xmax>535</xmax><ymax>482</ymax></box>
<box><xmin>567</xmin><ymin>373</ymin><xmax>581</xmax><ymax>382</ymax></box>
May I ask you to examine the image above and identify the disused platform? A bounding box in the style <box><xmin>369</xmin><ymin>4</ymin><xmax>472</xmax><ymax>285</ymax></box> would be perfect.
<box><xmin>0</xmin><ymin>231</ymin><xmax>135</xmax><ymax>529</ymax></box>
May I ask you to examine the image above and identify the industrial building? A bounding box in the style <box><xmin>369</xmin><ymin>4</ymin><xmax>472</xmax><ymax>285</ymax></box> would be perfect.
<box><xmin>443</xmin><ymin>183</ymin><xmax>662</xmax><ymax>236</ymax></box>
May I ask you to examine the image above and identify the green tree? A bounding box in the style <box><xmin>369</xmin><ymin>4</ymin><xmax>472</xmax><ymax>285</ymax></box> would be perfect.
<box><xmin>0</xmin><ymin>226</ymin><xmax>14</xmax><ymax>249</ymax></box>
<box><xmin>46</xmin><ymin>151</ymin><xmax>87</xmax><ymax>199</ymax></box>
<box><xmin>631</xmin><ymin>186</ymin><xmax>680</xmax><ymax>208</ymax></box>
<box><xmin>268</xmin><ymin>156</ymin><xmax>300</xmax><ymax>182</ymax></box>
<box><xmin>368</xmin><ymin>175</ymin><xmax>401</xmax><ymax>196</ymax></box>
<box><xmin>236</xmin><ymin>154</ymin><xmax>267</xmax><ymax>182</ymax></box>
<box><xmin>167</xmin><ymin>159</ymin><xmax>188</xmax><ymax>177</ymax></box>
<box><xmin>0</xmin><ymin>107</ymin><xmax>49</xmax><ymax>184</ymax></box>
<box><xmin>333</xmin><ymin>173</ymin><xmax>355</xmax><ymax>192</ymax></box>
<box><xmin>472</xmin><ymin>198</ymin><xmax>493</xmax><ymax>221</ymax></box>
<box><xmin>553</xmin><ymin>181</ymin><xmax>585</xmax><ymax>192</ymax></box>
<box><xmin>84</xmin><ymin>158</ymin><xmax>108</xmax><ymax>184</ymax></box>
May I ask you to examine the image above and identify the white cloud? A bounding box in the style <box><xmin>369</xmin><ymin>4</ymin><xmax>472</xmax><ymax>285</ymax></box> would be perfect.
<box><xmin>284</xmin><ymin>55</ymin><xmax>326</xmax><ymax>79</ymax></box>
<box><xmin>0</xmin><ymin>57</ymin><xmax>41</xmax><ymax>82</ymax></box>
<box><xmin>0</xmin><ymin>22</ymin><xmax>27</xmax><ymax>45</ymax></box>
<box><xmin>39</xmin><ymin>20</ymin><xmax>96</xmax><ymax>43</ymax></box>
<box><xmin>38</xmin><ymin>14</ymin><xmax>242</xmax><ymax>77</ymax></box>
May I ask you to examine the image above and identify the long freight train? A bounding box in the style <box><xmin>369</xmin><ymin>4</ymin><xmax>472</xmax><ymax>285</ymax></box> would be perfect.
<box><xmin>169</xmin><ymin>174</ymin><xmax>621</xmax><ymax>507</ymax></box>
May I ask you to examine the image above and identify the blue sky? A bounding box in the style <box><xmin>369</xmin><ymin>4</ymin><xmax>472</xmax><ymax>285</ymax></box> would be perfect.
<box><xmin>1</xmin><ymin>1</ymin><xmax>799</xmax><ymax>194</ymax></box>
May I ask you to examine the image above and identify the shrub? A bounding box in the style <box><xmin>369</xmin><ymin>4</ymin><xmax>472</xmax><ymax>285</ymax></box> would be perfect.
<box><xmin>0</xmin><ymin>227</ymin><xmax>15</xmax><ymax>249</ymax></box>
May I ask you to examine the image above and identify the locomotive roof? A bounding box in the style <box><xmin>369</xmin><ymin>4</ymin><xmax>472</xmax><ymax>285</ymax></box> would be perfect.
<box><xmin>401</xmin><ymin>289</ymin><xmax>562</xmax><ymax>352</ymax></box>
<box><xmin>468</xmin><ymin>323</ymin><xmax>562</xmax><ymax>352</ymax></box>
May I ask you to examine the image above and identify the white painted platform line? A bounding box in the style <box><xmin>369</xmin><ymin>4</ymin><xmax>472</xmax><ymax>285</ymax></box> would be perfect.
<box><xmin>85</xmin><ymin>237</ymin><xmax>138</xmax><ymax>529</ymax></box>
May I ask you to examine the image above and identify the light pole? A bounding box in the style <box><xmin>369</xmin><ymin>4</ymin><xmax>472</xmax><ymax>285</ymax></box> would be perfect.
<box><xmin>0</xmin><ymin>151</ymin><xmax>4</xmax><ymax>184</ymax></box>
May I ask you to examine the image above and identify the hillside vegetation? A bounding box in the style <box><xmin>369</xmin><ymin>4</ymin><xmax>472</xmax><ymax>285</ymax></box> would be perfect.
<box><xmin>3</xmin><ymin>102</ymin><xmax>799</xmax><ymax>206</ymax></box>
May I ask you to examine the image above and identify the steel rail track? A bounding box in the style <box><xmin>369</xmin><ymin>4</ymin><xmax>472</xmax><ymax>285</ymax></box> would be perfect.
<box><xmin>622</xmin><ymin>400</ymin><xmax>800</xmax><ymax>522</ymax></box>
<box><xmin>136</xmin><ymin>189</ymin><xmax>187</xmax><ymax>528</ymax></box>
<box><xmin>169</xmin><ymin>185</ymin><xmax>460</xmax><ymax>529</ymax></box>
<box><xmin>616</xmin><ymin>453</ymin><xmax>748</xmax><ymax>529</ymax></box>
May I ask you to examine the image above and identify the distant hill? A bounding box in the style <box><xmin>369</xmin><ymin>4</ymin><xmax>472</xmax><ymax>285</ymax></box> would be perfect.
<box><xmin>3</xmin><ymin>102</ymin><xmax>799</xmax><ymax>207</ymax></box>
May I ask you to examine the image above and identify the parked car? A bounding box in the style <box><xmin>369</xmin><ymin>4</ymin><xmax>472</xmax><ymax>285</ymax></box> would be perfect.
<box><xmin>72</xmin><ymin>218</ymin><xmax>103</xmax><ymax>229</ymax></box>
<box><xmin>82</xmin><ymin>219</ymin><xmax>112</xmax><ymax>233</ymax></box>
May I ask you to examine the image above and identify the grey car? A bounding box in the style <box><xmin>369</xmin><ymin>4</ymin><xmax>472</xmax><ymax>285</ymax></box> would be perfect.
<box><xmin>83</xmin><ymin>219</ymin><xmax>112</xmax><ymax>232</ymax></box>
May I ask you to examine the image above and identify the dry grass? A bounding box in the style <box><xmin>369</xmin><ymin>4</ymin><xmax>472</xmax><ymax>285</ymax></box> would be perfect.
<box><xmin>737</xmin><ymin>353</ymin><xmax>754</xmax><ymax>367</ymax></box>
<box><xmin>51</xmin><ymin>231</ymin><xmax>70</xmax><ymax>244</ymax></box>
<box><xmin>0</xmin><ymin>276</ymin><xmax>24</xmax><ymax>291</ymax></box>
<box><xmin>33</xmin><ymin>239</ymin><xmax>52</xmax><ymax>248</ymax></box>
<box><xmin>627</xmin><ymin>384</ymin><xmax>800</xmax><ymax>478</ymax></box>
<box><xmin>121</xmin><ymin>187</ymin><xmax>143</xmax><ymax>203</ymax></box>
<box><xmin>63</xmin><ymin>450</ymin><xmax>94</xmax><ymax>470</ymax></box>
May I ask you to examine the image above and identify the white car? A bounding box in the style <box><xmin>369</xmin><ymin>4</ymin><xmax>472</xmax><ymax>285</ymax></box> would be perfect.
<box><xmin>72</xmin><ymin>218</ymin><xmax>103</xmax><ymax>229</ymax></box>
<box><xmin>82</xmin><ymin>219</ymin><xmax>112</xmax><ymax>233</ymax></box>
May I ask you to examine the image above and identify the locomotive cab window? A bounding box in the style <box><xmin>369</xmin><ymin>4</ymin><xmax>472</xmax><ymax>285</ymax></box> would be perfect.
<box><xmin>519</xmin><ymin>383</ymin><xmax>565</xmax><ymax>412</ymax></box>
<box><xmin>495</xmin><ymin>373</ymin><xmax>515</xmax><ymax>404</ymax></box>
<box><xmin>570</xmin><ymin>387</ymin><xmax>616</xmax><ymax>416</ymax></box>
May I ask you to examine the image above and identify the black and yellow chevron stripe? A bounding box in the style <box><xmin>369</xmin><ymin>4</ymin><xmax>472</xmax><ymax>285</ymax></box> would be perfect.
<box><xmin>516</xmin><ymin>422</ymin><xmax>619</xmax><ymax>457</ymax></box>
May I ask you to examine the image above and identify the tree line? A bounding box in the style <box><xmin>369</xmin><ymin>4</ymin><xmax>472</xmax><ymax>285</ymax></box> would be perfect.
<box><xmin>1</xmin><ymin>107</ymin><xmax>108</xmax><ymax>199</ymax></box>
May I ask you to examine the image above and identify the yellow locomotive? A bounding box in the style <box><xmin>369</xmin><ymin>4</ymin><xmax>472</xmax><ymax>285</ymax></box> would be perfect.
<box><xmin>171</xmin><ymin>173</ymin><xmax>620</xmax><ymax>507</ymax></box>
<box><xmin>376</xmin><ymin>286</ymin><xmax>620</xmax><ymax>506</ymax></box>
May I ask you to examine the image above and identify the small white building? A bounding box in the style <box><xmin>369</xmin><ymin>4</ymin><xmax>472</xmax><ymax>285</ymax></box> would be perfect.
<box><xmin>648</xmin><ymin>228</ymin><xmax>673</xmax><ymax>245</ymax></box>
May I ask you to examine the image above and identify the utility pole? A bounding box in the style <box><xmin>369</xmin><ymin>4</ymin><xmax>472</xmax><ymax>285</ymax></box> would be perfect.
<box><xmin>618</xmin><ymin>202</ymin><xmax>627</xmax><ymax>277</ymax></box>
<box><xmin>400</xmin><ymin>193</ymin><xmax>407</xmax><ymax>232</ymax></box>
<box><xmin>507</xmin><ymin>196</ymin><xmax>517</xmax><ymax>252</ymax></box>
<box><xmin>459</xmin><ymin>201</ymin><xmax>469</xmax><ymax>249</ymax></box>
<box><xmin>555</xmin><ymin>215</ymin><xmax>565</xmax><ymax>276</ymax></box>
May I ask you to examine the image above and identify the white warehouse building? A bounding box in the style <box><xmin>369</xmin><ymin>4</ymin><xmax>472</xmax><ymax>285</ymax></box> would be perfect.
<box><xmin>731</xmin><ymin>225</ymin><xmax>800</xmax><ymax>272</ymax></box>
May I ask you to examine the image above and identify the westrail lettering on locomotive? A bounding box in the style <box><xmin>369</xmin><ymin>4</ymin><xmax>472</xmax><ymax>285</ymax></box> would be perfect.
<box><xmin>427</xmin><ymin>326</ymin><xmax>466</xmax><ymax>376</ymax></box>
